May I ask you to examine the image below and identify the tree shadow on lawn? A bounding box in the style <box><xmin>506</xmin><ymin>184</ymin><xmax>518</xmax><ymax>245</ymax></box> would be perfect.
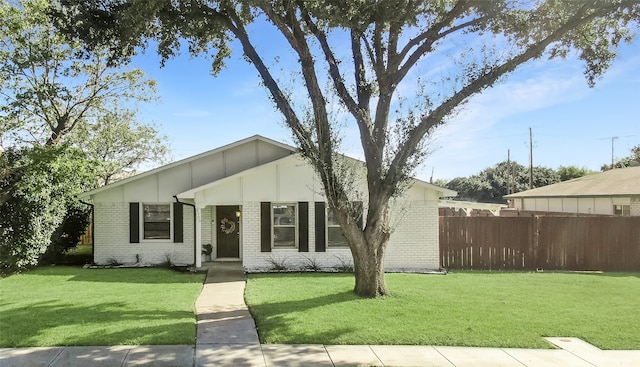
<box><xmin>249</xmin><ymin>290</ymin><xmax>359</xmax><ymax>344</ymax></box>
<box><xmin>0</xmin><ymin>300</ymin><xmax>196</xmax><ymax>347</ymax></box>
<box><xmin>24</xmin><ymin>266</ymin><xmax>205</xmax><ymax>284</ymax></box>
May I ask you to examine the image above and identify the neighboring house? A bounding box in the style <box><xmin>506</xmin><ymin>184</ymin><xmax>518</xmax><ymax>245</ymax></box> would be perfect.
<box><xmin>504</xmin><ymin>166</ymin><xmax>640</xmax><ymax>216</ymax></box>
<box><xmin>78</xmin><ymin>135</ymin><xmax>456</xmax><ymax>271</ymax></box>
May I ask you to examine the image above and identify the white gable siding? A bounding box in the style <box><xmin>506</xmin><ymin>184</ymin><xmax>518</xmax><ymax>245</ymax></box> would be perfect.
<box><xmin>192</xmin><ymin>156</ymin><xmax>330</xmax><ymax>206</ymax></box>
<box><xmin>190</xmin><ymin>154</ymin><xmax>224</xmax><ymax>187</ymax></box>
<box><xmin>91</xmin><ymin>139</ymin><xmax>292</xmax><ymax>204</ymax></box>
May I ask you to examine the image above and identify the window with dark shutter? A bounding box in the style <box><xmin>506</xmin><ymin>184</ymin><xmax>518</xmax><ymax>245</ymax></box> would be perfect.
<box><xmin>315</xmin><ymin>202</ymin><xmax>326</xmax><ymax>252</ymax></box>
<box><xmin>142</xmin><ymin>204</ymin><xmax>171</xmax><ymax>239</ymax></box>
<box><xmin>298</xmin><ymin>202</ymin><xmax>308</xmax><ymax>252</ymax></box>
<box><xmin>260</xmin><ymin>202</ymin><xmax>272</xmax><ymax>252</ymax></box>
<box><xmin>129</xmin><ymin>202</ymin><xmax>140</xmax><ymax>243</ymax></box>
<box><xmin>173</xmin><ymin>202</ymin><xmax>183</xmax><ymax>243</ymax></box>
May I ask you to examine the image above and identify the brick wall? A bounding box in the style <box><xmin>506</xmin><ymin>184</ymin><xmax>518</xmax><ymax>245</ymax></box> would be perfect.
<box><xmin>242</xmin><ymin>200</ymin><xmax>439</xmax><ymax>272</ymax></box>
<box><xmin>93</xmin><ymin>202</ymin><xmax>194</xmax><ymax>265</ymax></box>
<box><xmin>631</xmin><ymin>198</ymin><xmax>640</xmax><ymax>216</ymax></box>
<box><xmin>93</xmin><ymin>199</ymin><xmax>440</xmax><ymax>270</ymax></box>
<box><xmin>385</xmin><ymin>200</ymin><xmax>440</xmax><ymax>270</ymax></box>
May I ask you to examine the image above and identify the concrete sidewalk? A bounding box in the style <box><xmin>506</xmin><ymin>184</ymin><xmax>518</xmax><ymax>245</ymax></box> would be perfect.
<box><xmin>2</xmin><ymin>338</ymin><xmax>639</xmax><ymax>366</ymax></box>
<box><xmin>1</xmin><ymin>262</ymin><xmax>638</xmax><ymax>367</ymax></box>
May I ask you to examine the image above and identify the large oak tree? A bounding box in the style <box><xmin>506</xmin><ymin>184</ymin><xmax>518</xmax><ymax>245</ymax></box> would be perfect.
<box><xmin>55</xmin><ymin>0</ymin><xmax>639</xmax><ymax>297</ymax></box>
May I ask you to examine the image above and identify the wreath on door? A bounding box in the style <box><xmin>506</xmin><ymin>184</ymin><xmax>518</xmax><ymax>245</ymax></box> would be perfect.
<box><xmin>220</xmin><ymin>218</ymin><xmax>236</xmax><ymax>234</ymax></box>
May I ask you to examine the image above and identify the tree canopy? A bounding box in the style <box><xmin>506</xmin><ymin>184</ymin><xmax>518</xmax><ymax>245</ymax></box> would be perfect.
<box><xmin>444</xmin><ymin>161</ymin><xmax>595</xmax><ymax>203</ymax></box>
<box><xmin>54</xmin><ymin>0</ymin><xmax>640</xmax><ymax>297</ymax></box>
<box><xmin>0</xmin><ymin>0</ymin><xmax>169</xmax><ymax>184</ymax></box>
<box><xmin>0</xmin><ymin>0</ymin><xmax>170</xmax><ymax>273</ymax></box>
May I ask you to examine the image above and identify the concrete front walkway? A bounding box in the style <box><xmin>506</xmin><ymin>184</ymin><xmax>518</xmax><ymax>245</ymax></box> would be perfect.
<box><xmin>1</xmin><ymin>262</ymin><xmax>638</xmax><ymax>366</ymax></box>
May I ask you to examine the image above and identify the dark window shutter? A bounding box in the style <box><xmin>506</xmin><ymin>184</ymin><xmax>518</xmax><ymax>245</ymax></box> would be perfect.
<box><xmin>260</xmin><ymin>202</ymin><xmax>272</xmax><ymax>252</ymax></box>
<box><xmin>314</xmin><ymin>202</ymin><xmax>326</xmax><ymax>252</ymax></box>
<box><xmin>129</xmin><ymin>202</ymin><xmax>140</xmax><ymax>243</ymax></box>
<box><xmin>298</xmin><ymin>202</ymin><xmax>308</xmax><ymax>252</ymax></box>
<box><xmin>173</xmin><ymin>202</ymin><xmax>184</xmax><ymax>243</ymax></box>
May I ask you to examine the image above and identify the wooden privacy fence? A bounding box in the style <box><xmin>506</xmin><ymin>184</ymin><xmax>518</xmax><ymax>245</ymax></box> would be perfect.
<box><xmin>79</xmin><ymin>220</ymin><xmax>93</xmax><ymax>245</ymax></box>
<box><xmin>439</xmin><ymin>216</ymin><xmax>640</xmax><ymax>271</ymax></box>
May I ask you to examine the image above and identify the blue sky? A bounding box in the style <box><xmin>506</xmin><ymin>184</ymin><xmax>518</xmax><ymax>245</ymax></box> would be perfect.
<box><xmin>129</xmin><ymin>24</ymin><xmax>640</xmax><ymax>182</ymax></box>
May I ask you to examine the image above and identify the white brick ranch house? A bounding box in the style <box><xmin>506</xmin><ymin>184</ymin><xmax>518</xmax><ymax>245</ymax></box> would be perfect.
<box><xmin>78</xmin><ymin>135</ymin><xmax>456</xmax><ymax>271</ymax></box>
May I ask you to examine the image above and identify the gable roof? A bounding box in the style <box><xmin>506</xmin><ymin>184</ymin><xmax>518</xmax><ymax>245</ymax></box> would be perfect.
<box><xmin>78</xmin><ymin>135</ymin><xmax>296</xmax><ymax>199</ymax></box>
<box><xmin>79</xmin><ymin>134</ymin><xmax>456</xmax><ymax>199</ymax></box>
<box><xmin>175</xmin><ymin>153</ymin><xmax>457</xmax><ymax>199</ymax></box>
<box><xmin>504</xmin><ymin>166</ymin><xmax>640</xmax><ymax>198</ymax></box>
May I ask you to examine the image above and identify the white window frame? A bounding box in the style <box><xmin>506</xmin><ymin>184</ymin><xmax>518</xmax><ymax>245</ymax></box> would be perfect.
<box><xmin>272</xmin><ymin>202</ymin><xmax>297</xmax><ymax>248</ymax></box>
<box><xmin>326</xmin><ymin>201</ymin><xmax>363</xmax><ymax>248</ymax></box>
<box><xmin>327</xmin><ymin>207</ymin><xmax>349</xmax><ymax>248</ymax></box>
<box><xmin>141</xmin><ymin>203</ymin><xmax>173</xmax><ymax>242</ymax></box>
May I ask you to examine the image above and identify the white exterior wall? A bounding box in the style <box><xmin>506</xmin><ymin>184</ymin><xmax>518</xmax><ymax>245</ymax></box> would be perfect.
<box><xmin>93</xmin><ymin>202</ymin><xmax>194</xmax><ymax>265</ymax></box>
<box><xmin>88</xmin><ymin>142</ymin><xmax>444</xmax><ymax>270</ymax></box>
<box><xmin>384</xmin><ymin>200</ymin><xmax>440</xmax><ymax>270</ymax></box>
<box><xmin>87</xmin><ymin>138</ymin><xmax>290</xmax><ymax>266</ymax></box>
<box><xmin>237</xmin><ymin>157</ymin><xmax>442</xmax><ymax>271</ymax></box>
<box><xmin>516</xmin><ymin>196</ymin><xmax>637</xmax><ymax>216</ymax></box>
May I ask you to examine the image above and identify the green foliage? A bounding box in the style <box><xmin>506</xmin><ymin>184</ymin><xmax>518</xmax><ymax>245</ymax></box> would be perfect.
<box><xmin>0</xmin><ymin>0</ymin><xmax>157</xmax><ymax>147</ymax></box>
<box><xmin>0</xmin><ymin>0</ymin><xmax>167</xmax><ymax>180</ymax></box>
<box><xmin>0</xmin><ymin>146</ymin><xmax>96</xmax><ymax>275</ymax></box>
<box><xmin>0</xmin><ymin>0</ymin><xmax>169</xmax><ymax>273</ymax></box>
<box><xmin>41</xmin><ymin>206</ymin><xmax>91</xmax><ymax>265</ymax></box>
<box><xmin>70</xmin><ymin>107</ymin><xmax>169</xmax><ymax>185</ymax></box>
<box><xmin>557</xmin><ymin>165</ymin><xmax>595</xmax><ymax>181</ymax></box>
<box><xmin>445</xmin><ymin>160</ymin><xmax>560</xmax><ymax>203</ymax></box>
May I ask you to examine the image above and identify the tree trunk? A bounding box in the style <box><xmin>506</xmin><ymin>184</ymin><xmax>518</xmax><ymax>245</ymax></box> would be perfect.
<box><xmin>352</xmin><ymin>234</ymin><xmax>389</xmax><ymax>297</ymax></box>
<box><xmin>341</xmin><ymin>193</ymin><xmax>392</xmax><ymax>298</ymax></box>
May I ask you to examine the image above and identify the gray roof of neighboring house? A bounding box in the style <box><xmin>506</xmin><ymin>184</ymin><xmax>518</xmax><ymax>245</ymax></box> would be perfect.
<box><xmin>504</xmin><ymin>166</ymin><xmax>640</xmax><ymax>198</ymax></box>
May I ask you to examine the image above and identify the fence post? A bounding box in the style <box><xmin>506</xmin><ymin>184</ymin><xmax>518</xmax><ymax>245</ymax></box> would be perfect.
<box><xmin>533</xmin><ymin>215</ymin><xmax>540</xmax><ymax>270</ymax></box>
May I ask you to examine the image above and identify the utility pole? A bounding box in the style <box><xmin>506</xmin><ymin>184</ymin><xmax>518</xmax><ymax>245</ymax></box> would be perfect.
<box><xmin>529</xmin><ymin>127</ymin><xmax>533</xmax><ymax>189</ymax></box>
<box><xmin>611</xmin><ymin>136</ymin><xmax>618</xmax><ymax>169</ymax></box>
<box><xmin>507</xmin><ymin>149</ymin><xmax>514</xmax><ymax>194</ymax></box>
<box><xmin>599</xmin><ymin>135</ymin><xmax>634</xmax><ymax>169</ymax></box>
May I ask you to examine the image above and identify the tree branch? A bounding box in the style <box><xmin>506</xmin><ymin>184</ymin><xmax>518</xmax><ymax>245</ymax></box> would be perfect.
<box><xmin>221</xmin><ymin>5</ymin><xmax>312</xmax><ymax>154</ymax></box>
<box><xmin>385</xmin><ymin>3</ymin><xmax>606</xmax><ymax>192</ymax></box>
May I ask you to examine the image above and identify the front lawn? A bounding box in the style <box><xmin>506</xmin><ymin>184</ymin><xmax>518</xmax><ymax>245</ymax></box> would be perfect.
<box><xmin>0</xmin><ymin>267</ymin><xmax>205</xmax><ymax>347</ymax></box>
<box><xmin>245</xmin><ymin>271</ymin><xmax>640</xmax><ymax>349</ymax></box>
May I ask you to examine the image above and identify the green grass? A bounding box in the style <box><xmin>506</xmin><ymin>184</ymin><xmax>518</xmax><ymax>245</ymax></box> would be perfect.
<box><xmin>67</xmin><ymin>244</ymin><xmax>93</xmax><ymax>256</ymax></box>
<box><xmin>245</xmin><ymin>271</ymin><xmax>640</xmax><ymax>350</ymax></box>
<box><xmin>0</xmin><ymin>266</ymin><xmax>205</xmax><ymax>347</ymax></box>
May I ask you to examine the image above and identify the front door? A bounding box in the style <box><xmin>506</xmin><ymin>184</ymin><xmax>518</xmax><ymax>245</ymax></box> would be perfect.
<box><xmin>216</xmin><ymin>205</ymin><xmax>240</xmax><ymax>258</ymax></box>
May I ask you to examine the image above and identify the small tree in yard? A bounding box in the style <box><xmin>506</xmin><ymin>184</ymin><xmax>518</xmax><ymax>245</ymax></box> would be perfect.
<box><xmin>0</xmin><ymin>0</ymin><xmax>168</xmax><ymax>191</ymax></box>
<box><xmin>55</xmin><ymin>0</ymin><xmax>639</xmax><ymax>297</ymax></box>
<box><xmin>0</xmin><ymin>146</ymin><xmax>96</xmax><ymax>275</ymax></box>
<box><xmin>0</xmin><ymin>0</ymin><xmax>169</xmax><ymax>273</ymax></box>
